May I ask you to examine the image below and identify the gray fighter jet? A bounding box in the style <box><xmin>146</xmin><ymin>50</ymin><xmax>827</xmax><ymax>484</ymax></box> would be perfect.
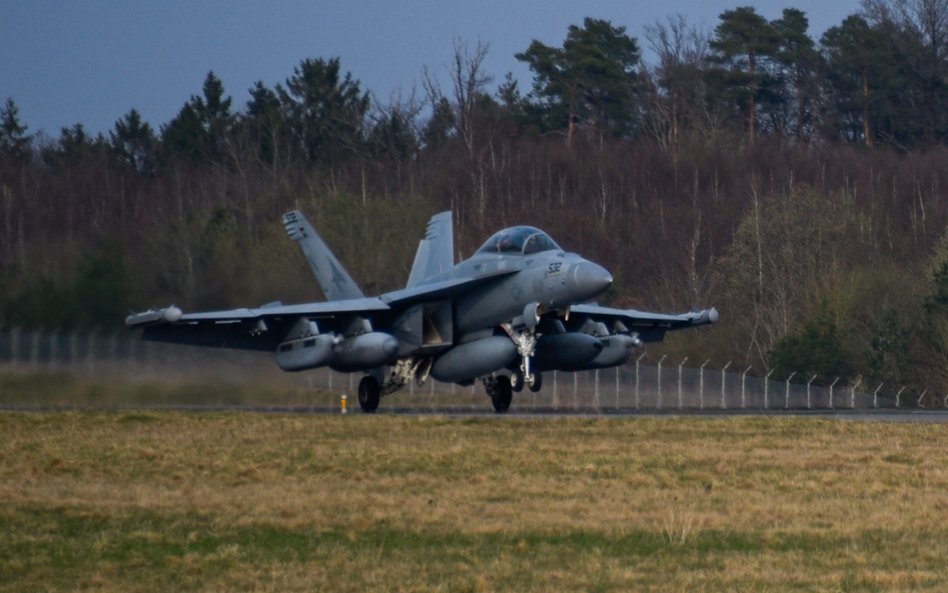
<box><xmin>127</xmin><ymin>210</ymin><xmax>717</xmax><ymax>412</ymax></box>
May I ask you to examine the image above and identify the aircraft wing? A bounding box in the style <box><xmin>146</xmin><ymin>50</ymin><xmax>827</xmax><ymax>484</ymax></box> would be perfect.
<box><xmin>126</xmin><ymin>298</ymin><xmax>390</xmax><ymax>351</ymax></box>
<box><xmin>568</xmin><ymin>304</ymin><xmax>718</xmax><ymax>343</ymax></box>
<box><xmin>124</xmin><ymin>266</ymin><xmax>518</xmax><ymax>353</ymax></box>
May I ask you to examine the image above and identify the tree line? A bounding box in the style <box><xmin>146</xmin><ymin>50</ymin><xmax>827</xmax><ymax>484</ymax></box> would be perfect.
<box><xmin>1</xmin><ymin>1</ymin><xmax>946</xmax><ymax>395</ymax></box>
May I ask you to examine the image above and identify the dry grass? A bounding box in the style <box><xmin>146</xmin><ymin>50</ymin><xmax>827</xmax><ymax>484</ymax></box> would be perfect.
<box><xmin>1</xmin><ymin>412</ymin><xmax>946</xmax><ymax>592</ymax></box>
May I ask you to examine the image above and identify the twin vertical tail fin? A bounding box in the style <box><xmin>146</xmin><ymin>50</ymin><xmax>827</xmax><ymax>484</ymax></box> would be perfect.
<box><xmin>407</xmin><ymin>211</ymin><xmax>454</xmax><ymax>287</ymax></box>
<box><xmin>282</xmin><ymin>210</ymin><xmax>365</xmax><ymax>301</ymax></box>
<box><xmin>283</xmin><ymin>209</ymin><xmax>454</xmax><ymax>297</ymax></box>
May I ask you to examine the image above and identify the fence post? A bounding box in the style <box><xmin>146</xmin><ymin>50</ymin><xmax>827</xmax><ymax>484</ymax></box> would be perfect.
<box><xmin>10</xmin><ymin>327</ymin><xmax>20</xmax><ymax>366</ymax></box>
<box><xmin>429</xmin><ymin>375</ymin><xmax>435</xmax><ymax>412</ymax></box>
<box><xmin>656</xmin><ymin>354</ymin><xmax>667</xmax><ymax>410</ymax></box>
<box><xmin>741</xmin><ymin>366</ymin><xmax>752</xmax><ymax>409</ymax></box>
<box><xmin>698</xmin><ymin>359</ymin><xmax>710</xmax><ymax>409</ymax></box>
<box><xmin>806</xmin><ymin>374</ymin><xmax>817</xmax><ymax>409</ymax></box>
<box><xmin>86</xmin><ymin>330</ymin><xmax>96</xmax><ymax>374</ymax></box>
<box><xmin>50</xmin><ymin>331</ymin><xmax>59</xmax><ymax>368</ymax></box>
<box><xmin>634</xmin><ymin>353</ymin><xmax>645</xmax><ymax>410</ymax></box>
<box><xmin>785</xmin><ymin>371</ymin><xmax>797</xmax><ymax>409</ymax></box>
<box><xmin>719</xmin><ymin>361</ymin><xmax>730</xmax><ymax>409</ymax></box>
<box><xmin>126</xmin><ymin>335</ymin><xmax>136</xmax><ymax>374</ymax></box>
<box><xmin>573</xmin><ymin>371</ymin><xmax>578</xmax><ymax>410</ymax></box>
<box><xmin>70</xmin><ymin>332</ymin><xmax>79</xmax><ymax>365</ymax></box>
<box><xmin>30</xmin><ymin>331</ymin><xmax>40</xmax><ymax>367</ymax></box>
<box><xmin>553</xmin><ymin>370</ymin><xmax>558</xmax><ymax>407</ymax></box>
<box><xmin>615</xmin><ymin>366</ymin><xmax>620</xmax><ymax>410</ymax></box>
<box><xmin>677</xmin><ymin>357</ymin><xmax>688</xmax><ymax>410</ymax></box>
<box><xmin>850</xmin><ymin>378</ymin><xmax>861</xmax><ymax>409</ymax></box>
<box><xmin>594</xmin><ymin>369</ymin><xmax>601</xmax><ymax>411</ymax></box>
<box><xmin>895</xmin><ymin>386</ymin><xmax>906</xmax><ymax>408</ymax></box>
<box><xmin>873</xmin><ymin>383</ymin><xmax>883</xmax><ymax>409</ymax></box>
<box><xmin>109</xmin><ymin>333</ymin><xmax>119</xmax><ymax>367</ymax></box>
<box><xmin>829</xmin><ymin>377</ymin><xmax>840</xmax><ymax>409</ymax></box>
<box><xmin>763</xmin><ymin>369</ymin><xmax>775</xmax><ymax>409</ymax></box>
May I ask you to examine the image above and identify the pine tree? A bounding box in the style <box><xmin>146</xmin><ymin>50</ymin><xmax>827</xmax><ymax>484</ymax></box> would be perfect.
<box><xmin>0</xmin><ymin>98</ymin><xmax>32</xmax><ymax>166</ymax></box>
<box><xmin>279</xmin><ymin>58</ymin><xmax>369</xmax><ymax>163</ymax></box>
<box><xmin>516</xmin><ymin>18</ymin><xmax>642</xmax><ymax>145</ymax></box>
<box><xmin>820</xmin><ymin>16</ymin><xmax>903</xmax><ymax>146</ymax></box>
<box><xmin>160</xmin><ymin>71</ymin><xmax>234</xmax><ymax>163</ymax></box>
<box><xmin>772</xmin><ymin>9</ymin><xmax>821</xmax><ymax>142</ymax></box>
<box><xmin>706</xmin><ymin>7</ymin><xmax>780</xmax><ymax>143</ymax></box>
<box><xmin>110</xmin><ymin>109</ymin><xmax>156</xmax><ymax>174</ymax></box>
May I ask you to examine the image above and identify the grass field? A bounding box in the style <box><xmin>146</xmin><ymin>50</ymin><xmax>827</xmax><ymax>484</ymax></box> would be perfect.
<box><xmin>1</xmin><ymin>411</ymin><xmax>946</xmax><ymax>592</ymax></box>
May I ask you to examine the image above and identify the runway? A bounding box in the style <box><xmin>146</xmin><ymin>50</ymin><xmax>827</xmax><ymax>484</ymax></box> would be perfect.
<box><xmin>4</xmin><ymin>404</ymin><xmax>948</xmax><ymax>422</ymax></box>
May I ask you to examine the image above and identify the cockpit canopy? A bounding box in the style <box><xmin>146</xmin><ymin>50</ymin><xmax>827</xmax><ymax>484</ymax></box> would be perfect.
<box><xmin>475</xmin><ymin>226</ymin><xmax>562</xmax><ymax>256</ymax></box>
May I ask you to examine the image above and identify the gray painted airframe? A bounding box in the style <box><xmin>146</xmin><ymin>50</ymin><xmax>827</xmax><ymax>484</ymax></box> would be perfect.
<box><xmin>127</xmin><ymin>211</ymin><xmax>718</xmax><ymax>412</ymax></box>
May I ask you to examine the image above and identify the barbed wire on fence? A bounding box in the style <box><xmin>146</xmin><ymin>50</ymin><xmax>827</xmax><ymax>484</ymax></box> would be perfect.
<box><xmin>0</xmin><ymin>328</ymin><xmax>943</xmax><ymax>410</ymax></box>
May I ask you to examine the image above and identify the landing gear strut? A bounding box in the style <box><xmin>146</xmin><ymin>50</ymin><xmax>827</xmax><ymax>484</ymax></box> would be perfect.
<box><xmin>512</xmin><ymin>366</ymin><xmax>543</xmax><ymax>393</ymax></box>
<box><xmin>358</xmin><ymin>375</ymin><xmax>380</xmax><ymax>413</ymax></box>
<box><xmin>501</xmin><ymin>321</ymin><xmax>539</xmax><ymax>392</ymax></box>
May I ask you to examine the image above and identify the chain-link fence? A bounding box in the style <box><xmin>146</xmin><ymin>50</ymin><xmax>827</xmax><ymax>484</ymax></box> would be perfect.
<box><xmin>0</xmin><ymin>328</ymin><xmax>943</xmax><ymax>411</ymax></box>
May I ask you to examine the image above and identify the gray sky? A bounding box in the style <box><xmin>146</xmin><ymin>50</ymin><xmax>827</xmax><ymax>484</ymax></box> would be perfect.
<box><xmin>2</xmin><ymin>1</ymin><xmax>863</xmax><ymax>137</ymax></box>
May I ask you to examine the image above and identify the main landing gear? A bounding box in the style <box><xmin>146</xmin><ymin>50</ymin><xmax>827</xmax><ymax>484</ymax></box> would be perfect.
<box><xmin>484</xmin><ymin>375</ymin><xmax>513</xmax><ymax>413</ymax></box>
<box><xmin>357</xmin><ymin>357</ymin><xmax>432</xmax><ymax>413</ymax></box>
<box><xmin>358</xmin><ymin>376</ymin><xmax>381</xmax><ymax>412</ymax></box>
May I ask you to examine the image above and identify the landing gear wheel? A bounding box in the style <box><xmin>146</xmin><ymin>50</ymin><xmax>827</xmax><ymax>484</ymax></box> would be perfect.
<box><xmin>510</xmin><ymin>368</ymin><xmax>525</xmax><ymax>392</ymax></box>
<box><xmin>528</xmin><ymin>372</ymin><xmax>543</xmax><ymax>393</ymax></box>
<box><xmin>358</xmin><ymin>376</ymin><xmax>380</xmax><ymax>413</ymax></box>
<box><xmin>490</xmin><ymin>375</ymin><xmax>513</xmax><ymax>413</ymax></box>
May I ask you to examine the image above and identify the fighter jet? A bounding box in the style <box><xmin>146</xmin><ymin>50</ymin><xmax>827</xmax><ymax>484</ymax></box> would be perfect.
<box><xmin>126</xmin><ymin>210</ymin><xmax>717</xmax><ymax>412</ymax></box>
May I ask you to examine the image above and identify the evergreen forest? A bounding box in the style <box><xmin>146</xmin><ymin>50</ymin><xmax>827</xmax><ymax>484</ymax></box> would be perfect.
<box><xmin>1</xmin><ymin>2</ymin><xmax>946</xmax><ymax>392</ymax></box>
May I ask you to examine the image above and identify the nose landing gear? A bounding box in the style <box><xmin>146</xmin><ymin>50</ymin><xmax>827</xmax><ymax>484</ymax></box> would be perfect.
<box><xmin>511</xmin><ymin>367</ymin><xmax>542</xmax><ymax>393</ymax></box>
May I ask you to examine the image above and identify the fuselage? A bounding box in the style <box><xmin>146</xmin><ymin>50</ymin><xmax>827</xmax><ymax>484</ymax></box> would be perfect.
<box><xmin>451</xmin><ymin>251</ymin><xmax>610</xmax><ymax>335</ymax></box>
<box><xmin>411</xmin><ymin>226</ymin><xmax>612</xmax><ymax>340</ymax></box>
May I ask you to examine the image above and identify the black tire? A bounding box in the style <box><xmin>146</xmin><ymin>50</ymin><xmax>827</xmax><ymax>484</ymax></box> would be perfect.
<box><xmin>528</xmin><ymin>371</ymin><xmax>543</xmax><ymax>393</ymax></box>
<box><xmin>491</xmin><ymin>375</ymin><xmax>513</xmax><ymax>413</ymax></box>
<box><xmin>510</xmin><ymin>368</ymin><xmax>525</xmax><ymax>392</ymax></box>
<box><xmin>358</xmin><ymin>376</ymin><xmax>380</xmax><ymax>413</ymax></box>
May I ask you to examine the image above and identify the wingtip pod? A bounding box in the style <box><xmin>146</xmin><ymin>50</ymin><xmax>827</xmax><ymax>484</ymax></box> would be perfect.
<box><xmin>706</xmin><ymin>307</ymin><xmax>719</xmax><ymax>324</ymax></box>
<box><xmin>125</xmin><ymin>306</ymin><xmax>183</xmax><ymax>328</ymax></box>
<box><xmin>687</xmin><ymin>307</ymin><xmax>719</xmax><ymax>326</ymax></box>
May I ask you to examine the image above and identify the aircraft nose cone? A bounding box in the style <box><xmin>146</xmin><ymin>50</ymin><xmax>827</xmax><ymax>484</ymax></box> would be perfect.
<box><xmin>573</xmin><ymin>261</ymin><xmax>613</xmax><ymax>298</ymax></box>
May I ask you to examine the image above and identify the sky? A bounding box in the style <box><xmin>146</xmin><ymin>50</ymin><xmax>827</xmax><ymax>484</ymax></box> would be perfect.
<box><xmin>2</xmin><ymin>1</ymin><xmax>865</xmax><ymax>137</ymax></box>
